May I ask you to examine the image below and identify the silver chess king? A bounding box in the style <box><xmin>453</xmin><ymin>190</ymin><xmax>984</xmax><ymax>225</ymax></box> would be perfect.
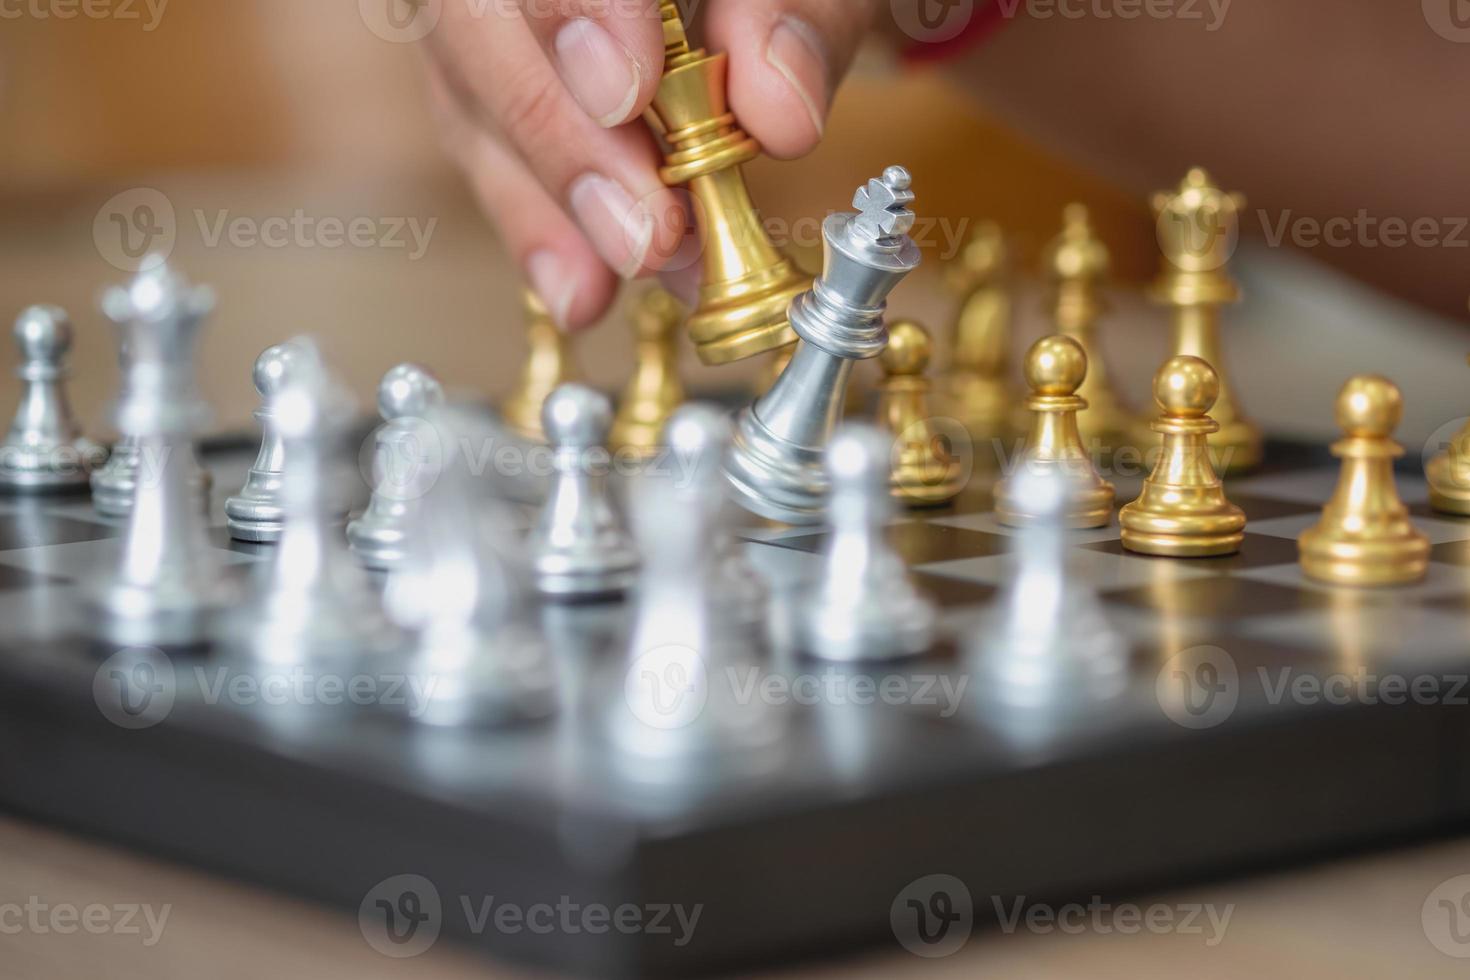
<box><xmin>725</xmin><ymin>166</ymin><xmax>922</xmax><ymax>524</ymax></box>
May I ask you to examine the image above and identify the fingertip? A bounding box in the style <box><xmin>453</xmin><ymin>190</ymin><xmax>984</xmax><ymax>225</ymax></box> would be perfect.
<box><xmin>526</xmin><ymin>245</ymin><xmax>618</xmax><ymax>332</ymax></box>
<box><xmin>718</xmin><ymin>14</ymin><xmax>830</xmax><ymax>160</ymax></box>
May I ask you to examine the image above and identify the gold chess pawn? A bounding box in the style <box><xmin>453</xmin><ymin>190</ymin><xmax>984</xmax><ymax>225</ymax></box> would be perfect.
<box><xmin>994</xmin><ymin>335</ymin><xmax>1115</xmax><ymax>528</ymax></box>
<box><xmin>942</xmin><ymin>221</ymin><xmax>1016</xmax><ymax>460</ymax></box>
<box><xmin>877</xmin><ymin>320</ymin><xmax>963</xmax><ymax>507</ymax></box>
<box><xmin>1144</xmin><ymin>168</ymin><xmax>1262</xmax><ymax>473</ymax></box>
<box><xmin>1425</xmin><ymin>353</ymin><xmax>1470</xmax><ymax>514</ymax></box>
<box><xmin>1120</xmin><ymin>356</ymin><xmax>1246</xmax><ymax>557</ymax></box>
<box><xmin>612</xmin><ymin>288</ymin><xmax>686</xmax><ymax>458</ymax></box>
<box><xmin>644</xmin><ymin>0</ymin><xmax>810</xmax><ymax>365</ymax></box>
<box><xmin>1299</xmin><ymin>375</ymin><xmax>1429</xmax><ymax>586</ymax></box>
<box><xmin>502</xmin><ymin>288</ymin><xmax>580</xmax><ymax>442</ymax></box>
<box><xmin>1043</xmin><ymin>203</ymin><xmax>1140</xmax><ymax>455</ymax></box>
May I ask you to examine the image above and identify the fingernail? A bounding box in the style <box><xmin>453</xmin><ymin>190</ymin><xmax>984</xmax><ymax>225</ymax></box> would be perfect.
<box><xmin>766</xmin><ymin>16</ymin><xmax>830</xmax><ymax>138</ymax></box>
<box><xmin>554</xmin><ymin>18</ymin><xmax>642</xmax><ymax>128</ymax></box>
<box><xmin>526</xmin><ymin>249</ymin><xmax>577</xmax><ymax>330</ymax></box>
<box><xmin>568</xmin><ymin>173</ymin><xmax>654</xmax><ymax>279</ymax></box>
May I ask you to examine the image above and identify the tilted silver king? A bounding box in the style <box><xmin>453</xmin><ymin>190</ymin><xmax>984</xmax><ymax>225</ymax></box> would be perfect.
<box><xmin>725</xmin><ymin>166</ymin><xmax>923</xmax><ymax>524</ymax></box>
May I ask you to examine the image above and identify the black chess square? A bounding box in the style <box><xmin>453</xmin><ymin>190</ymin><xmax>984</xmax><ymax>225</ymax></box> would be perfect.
<box><xmin>1081</xmin><ymin>533</ymin><xmax>1299</xmax><ymax>576</ymax></box>
<box><xmin>1102</xmin><ymin>574</ymin><xmax>1331</xmax><ymax>620</ymax></box>
<box><xmin>0</xmin><ymin>565</ymin><xmax>67</xmax><ymax>592</ymax></box>
<box><xmin>0</xmin><ymin>515</ymin><xmax>119</xmax><ymax>552</ymax></box>
<box><xmin>770</xmin><ymin>523</ymin><xmax>1012</xmax><ymax>566</ymax></box>
<box><xmin>1228</xmin><ymin>493</ymin><xmax>1322</xmax><ymax>522</ymax></box>
<box><xmin>912</xmin><ymin>571</ymin><xmax>997</xmax><ymax>609</ymax></box>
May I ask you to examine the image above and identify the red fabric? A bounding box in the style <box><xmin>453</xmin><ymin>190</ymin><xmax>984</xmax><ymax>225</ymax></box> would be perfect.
<box><xmin>901</xmin><ymin>2</ymin><xmax>1011</xmax><ymax>65</ymax></box>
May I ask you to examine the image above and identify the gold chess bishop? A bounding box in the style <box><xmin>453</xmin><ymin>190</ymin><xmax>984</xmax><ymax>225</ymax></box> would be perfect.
<box><xmin>1299</xmin><ymin>375</ymin><xmax>1428</xmax><ymax>586</ymax></box>
<box><xmin>1425</xmin><ymin>353</ymin><xmax>1470</xmax><ymax>514</ymax></box>
<box><xmin>1120</xmin><ymin>356</ymin><xmax>1246</xmax><ymax>557</ymax></box>
<box><xmin>611</xmin><ymin>288</ymin><xmax>686</xmax><ymax>458</ymax></box>
<box><xmin>942</xmin><ymin>221</ymin><xmax>1016</xmax><ymax>460</ymax></box>
<box><xmin>644</xmin><ymin>0</ymin><xmax>810</xmax><ymax>365</ymax></box>
<box><xmin>1043</xmin><ymin>204</ymin><xmax>1140</xmax><ymax>455</ymax></box>
<box><xmin>1144</xmin><ymin>168</ymin><xmax>1261</xmax><ymax>473</ymax></box>
<box><xmin>876</xmin><ymin>319</ymin><xmax>963</xmax><ymax>507</ymax></box>
<box><xmin>503</xmin><ymin>288</ymin><xmax>580</xmax><ymax>442</ymax></box>
<box><xmin>994</xmin><ymin>335</ymin><xmax>1115</xmax><ymax>528</ymax></box>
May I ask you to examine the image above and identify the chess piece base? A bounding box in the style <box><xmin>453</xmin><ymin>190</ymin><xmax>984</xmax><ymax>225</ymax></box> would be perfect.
<box><xmin>1426</xmin><ymin>451</ymin><xmax>1470</xmax><ymax>516</ymax></box>
<box><xmin>225</xmin><ymin>484</ymin><xmax>285</xmax><ymax>543</ymax></box>
<box><xmin>797</xmin><ymin>589</ymin><xmax>936</xmax><ymax>663</ymax></box>
<box><xmin>0</xmin><ymin>439</ymin><xmax>105</xmax><ymax>494</ymax></box>
<box><xmin>995</xmin><ymin>463</ymin><xmax>1114</xmax><ymax>529</ymax></box>
<box><xmin>346</xmin><ymin>517</ymin><xmax>408</xmax><ymax>571</ymax></box>
<box><xmin>1298</xmin><ymin>530</ymin><xmax>1429</xmax><ymax>587</ymax></box>
<box><xmin>403</xmin><ymin>627</ymin><xmax>558</xmax><ymax>728</ymax></box>
<box><xmin>1120</xmin><ymin>526</ymin><xmax>1243</xmax><ymax>557</ymax></box>
<box><xmin>725</xmin><ymin>407</ymin><xmax>828</xmax><ymax>526</ymax></box>
<box><xmin>88</xmin><ymin>585</ymin><xmax>219</xmax><ymax>648</ymax></box>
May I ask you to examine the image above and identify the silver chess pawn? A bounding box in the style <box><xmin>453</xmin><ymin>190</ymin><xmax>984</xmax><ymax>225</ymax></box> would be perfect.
<box><xmin>725</xmin><ymin>166</ymin><xmax>922</xmax><ymax>525</ymax></box>
<box><xmin>87</xmin><ymin>261</ymin><xmax>224</xmax><ymax>647</ymax></box>
<box><xmin>528</xmin><ymin>384</ymin><xmax>639</xmax><ymax>600</ymax></box>
<box><xmin>225</xmin><ymin>340</ymin><xmax>316</xmax><ymax>543</ymax></box>
<box><xmin>0</xmin><ymin>305</ymin><xmax>104</xmax><ymax>492</ymax></box>
<box><xmin>796</xmin><ymin>424</ymin><xmax>937</xmax><ymax>662</ymax></box>
<box><xmin>347</xmin><ymin>363</ymin><xmax>444</xmax><ymax>570</ymax></box>
<box><xmin>382</xmin><ymin>405</ymin><xmax>557</xmax><ymax>728</ymax></box>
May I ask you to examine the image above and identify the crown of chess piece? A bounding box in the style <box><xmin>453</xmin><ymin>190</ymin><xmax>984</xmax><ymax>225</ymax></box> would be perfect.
<box><xmin>1299</xmin><ymin>375</ymin><xmax>1429</xmax><ymax>586</ymax></box>
<box><xmin>0</xmin><ymin>305</ymin><xmax>104</xmax><ymax>492</ymax></box>
<box><xmin>942</xmin><ymin>221</ymin><xmax>1016</xmax><ymax>460</ymax></box>
<box><xmin>797</xmin><ymin>425</ymin><xmax>937</xmax><ymax>661</ymax></box>
<box><xmin>225</xmin><ymin>340</ymin><xmax>316</xmax><ymax>543</ymax></box>
<box><xmin>382</xmin><ymin>405</ymin><xmax>557</xmax><ymax>728</ymax></box>
<box><xmin>1120</xmin><ymin>356</ymin><xmax>1246</xmax><ymax>557</ymax></box>
<box><xmin>644</xmin><ymin>0</ymin><xmax>810</xmax><ymax>365</ymax></box>
<box><xmin>244</xmin><ymin>346</ymin><xmax>404</xmax><ymax>664</ymax></box>
<box><xmin>1143</xmin><ymin>167</ymin><xmax>1261</xmax><ymax>473</ymax></box>
<box><xmin>725</xmin><ymin>166</ymin><xmax>923</xmax><ymax>525</ymax></box>
<box><xmin>1043</xmin><ymin>204</ymin><xmax>1139</xmax><ymax>455</ymax></box>
<box><xmin>611</xmin><ymin>287</ymin><xmax>686</xmax><ymax>458</ymax></box>
<box><xmin>876</xmin><ymin>319</ymin><xmax>963</xmax><ymax>507</ymax></box>
<box><xmin>1425</xmin><ymin>353</ymin><xmax>1470</xmax><ymax>515</ymax></box>
<box><xmin>994</xmin><ymin>335</ymin><xmax>1115</xmax><ymax>528</ymax></box>
<box><xmin>88</xmin><ymin>260</ymin><xmax>224</xmax><ymax>646</ymax></box>
<box><xmin>529</xmin><ymin>384</ymin><xmax>640</xmax><ymax>600</ymax></box>
<box><xmin>503</xmin><ymin>288</ymin><xmax>580</xmax><ymax>442</ymax></box>
<box><xmin>347</xmin><ymin>363</ymin><xmax>445</xmax><ymax>570</ymax></box>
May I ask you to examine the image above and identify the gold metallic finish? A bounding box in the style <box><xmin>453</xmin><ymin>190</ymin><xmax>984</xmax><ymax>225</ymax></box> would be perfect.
<box><xmin>1043</xmin><ymin>204</ymin><xmax>1140</xmax><ymax>455</ymax></box>
<box><xmin>941</xmin><ymin>221</ymin><xmax>1016</xmax><ymax>461</ymax></box>
<box><xmin>503</xmin><ymin>289</ymin><xmax>580</xmax><ymax>442</ymax></box>
<box><xmin>877</xmin><ymin>320</ymin><xmax>963</xmax><ymax>507</ymax></box>
<box><xmin>612</xmin><ymin>288</ymin><xmax>686</xmax><ymax>458</ymax></box>
<box><xmin>994</xmin><ymin>335</ymin><xmax>1115</xmax><ymax>528</ymax></box>
<box><xmin>1299</xmin><ymin>376</ymin><xmax>1429</xmax><ymax>587</ymax></box>
<box><xmin>1142</xmin><ymin>169</ymin><xmax>1261</xmax><ymax>473</ymax></box>
<box><xmin>646</xmin><ymin>0</ymin><xmax>809</xmax><ymax>365</ymax></box>
<box><xmin>1120</xmin><ymin>356</ymin><xmax>1246</xmax><ymax>557</ymax></box>
<box><xmin>1425</xmin><ymin>353</ymin><xmax>1470</xmax><ymax>514</ymax></box>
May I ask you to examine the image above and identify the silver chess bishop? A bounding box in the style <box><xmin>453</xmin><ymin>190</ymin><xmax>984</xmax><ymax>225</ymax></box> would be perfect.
<box><xmin>0</xmin><ymin>305</ymin><xmax>104</xmax><ymax>492</ymax></box>
<box><xmin>88</xmin><ymin>261</ymin><xmax>224</xmax><ymax>647</ymax></box>
<box><xmin>725</xmin><ymin>166</ymin><xmax>922</xmax><ymax>525</ymax></box>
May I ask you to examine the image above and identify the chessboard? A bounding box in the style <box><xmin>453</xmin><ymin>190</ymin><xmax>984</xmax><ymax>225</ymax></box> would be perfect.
<box><xmin>0</xmin><ymin>434</ymin><xmax>1469</xmax><ymax>978</ymax></box>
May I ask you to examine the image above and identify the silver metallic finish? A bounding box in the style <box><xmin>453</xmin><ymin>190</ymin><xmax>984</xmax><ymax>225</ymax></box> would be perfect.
<box><xmin>383</xmin><ymin>406</ymin><xmax>557</xmax><ymax>728</ymax></box>
<box><xmin>226</xmin><ymin>341</ymin><xmax>314</xmax><ymax>542</ymax></box>
<box><xmin>971</xmin><ymin>466</ymin><xmax>1127</xmax><ymax>715</ymax></box>
<box><xmin>347</xmin><ymin>363</ymin><xmax>444</xmax><ymax>570</ymax></box>
<box><xmin>0</xmin><ymin>306</ymin><xmax>105</xmax><ymax>492</ymax></box>
<box><xmin>87</xmin><ymin>260</ymin><xmax>223</xmax><ymax>647</ymax></box>
<box><xmin>528</xmin><ymin>384</ymin><xmax>639</xmax><ymax>600</ymax></box>
<box><xmin>726</xmin><ymin>167</ymin><xmax>922</xmax><ymax>525</ymax></box>
<box><xmin>245</xmin><ymin>347</ymin><xmax>402</xmax><ymax>665</ymax></box>
<box><xmin>796</xmin><ymin>424</ymin><xmax>936</xmax><ymax>662</ymax></box>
